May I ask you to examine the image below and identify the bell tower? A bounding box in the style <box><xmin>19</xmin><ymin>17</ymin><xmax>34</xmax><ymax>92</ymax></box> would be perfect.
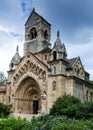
<box><xmin>24</xmin><ymin>8</ymin><xmax>51</xmax><ymax>55</ymax></box>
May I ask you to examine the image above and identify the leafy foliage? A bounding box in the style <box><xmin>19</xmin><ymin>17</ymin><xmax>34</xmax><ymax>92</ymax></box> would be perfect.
<box><xmin>76</xmin><ymin>101</ymin><xmax>93</xmax><ymax>119</ymax></box>
<box><xmin>50</xmin><ymin>95</ymin><xmax>81</xmax><ymax>118</ymax></box>
<box><xmin>0</xmin><ymin>103</ymin><xmax>11</xmax><ymax>118</ymax></box>
<box><xmin>0</xmin><ymin>72</ymin><xmax>6</xmax><ymax>83</ymax></box>
<box><xmin>1</xmin><ymin>95</ymin><xmax>93</xmax><ymax>129</ymax></box>
<box><xmin>1</xmin><ymin>116</ymin><xmax>93</xmax><ymax>130</ymax></box>
<box><xmin>50</xmin><ymin>95</ymin><xmax>93</xmax><ymax>119</ymax></box>
<box><xmin>0</xmin><ymin>117</ymin><xmax>28</xmax><ymax>130</ymax></box>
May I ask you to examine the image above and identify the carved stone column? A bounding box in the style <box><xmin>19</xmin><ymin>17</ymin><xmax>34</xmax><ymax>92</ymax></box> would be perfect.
<box><xmin>41</xmin><ymin>92</ymin><xmax>47</xmax><ymax>114</ymax></box>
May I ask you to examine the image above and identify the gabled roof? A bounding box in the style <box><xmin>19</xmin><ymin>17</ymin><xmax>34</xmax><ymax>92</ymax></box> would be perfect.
<box><xmin>67</xmin><ymin>57</ymin><xmax>78</xmax><ymax>67</ymax></box>
<box><xmin>18</xmin><ymin>52</ymin><xmax>50</xmax><ymax>71</ymax></box>
<box><xmin>30</xmin><ymin>52</ymin><xmax>49</xmax><ymax>69</ymax></box>
<box><xmin>67</xmin><ymin>56</ymin><xmax>85</xmax><ymax>73</ymax></box>
<box><xmin>66</xmin><ymin>57</ymin><xmax>78</xmax><ymax>70</ymax></box>
<box><xmin>38</xmin><ymin>47</ymin><xmax>52</xmax><ymax>54</ymax></box>
<box><xmin>25</xmin><ymin>8</ymin><xmax>51</xmax><ymax>26</ymax></box>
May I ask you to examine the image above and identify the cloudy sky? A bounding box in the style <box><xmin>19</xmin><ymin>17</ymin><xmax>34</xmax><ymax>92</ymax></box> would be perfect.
<box><xmin>0</xmin><ymin>0</ymin><xmax>93</xmax><ymax>80</ymax></box>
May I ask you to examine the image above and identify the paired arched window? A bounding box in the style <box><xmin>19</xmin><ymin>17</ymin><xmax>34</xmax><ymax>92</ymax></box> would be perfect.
<box><xmin>44</xmin><ymin>30</ymin><xmax>48</xmax><ymax>39</ymax></box>
<box><xmin>53</xmin><ymin>51</ymin><xmax>57</xmax><ymax>60</ymax></box>
<box><xmin>30</xmin><ymin>27</ymin><xmax>37</xmax><ymax>40</ymax></box>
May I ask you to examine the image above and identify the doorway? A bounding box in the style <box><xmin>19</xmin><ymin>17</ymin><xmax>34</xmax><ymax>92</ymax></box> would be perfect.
<box><xmin>33</xmin><ymin>100</ymin><xmax>39</xmax><ymax>114</ymax></box>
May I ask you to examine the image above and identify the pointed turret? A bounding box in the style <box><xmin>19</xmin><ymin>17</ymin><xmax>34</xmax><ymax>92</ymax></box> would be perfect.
<box><xmin>51</xmin><ymin>30</ymin><xmax>67</xmax><ymax>60</ymax></box>
<box><xmin>53</xmin><ymin>30</ymin><xmax>62</xmax><ymax>50</ymax></box>
<box><xmin>9</xmin><ymin>46</ymin><xmax>21</xmax><ymax>70</ymax></box>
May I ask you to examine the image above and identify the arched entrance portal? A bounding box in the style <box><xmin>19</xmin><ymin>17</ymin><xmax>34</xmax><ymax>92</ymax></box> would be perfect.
<box><xmin>15</xmin><ymin>77</ymin><xmax>41</xmax><ymax>114</ymax></box>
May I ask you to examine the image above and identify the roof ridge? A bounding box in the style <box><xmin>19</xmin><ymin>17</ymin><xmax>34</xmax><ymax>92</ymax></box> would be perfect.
<box><xmin>25</xmin><ymin>8</ymin><xmax>51</xmax><ymax>26</ymax></box>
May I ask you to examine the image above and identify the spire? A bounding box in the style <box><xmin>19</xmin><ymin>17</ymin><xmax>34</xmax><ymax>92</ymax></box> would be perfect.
<box><xmin>9</xmin><ymin>45</ymin><xmax>21</xmax><ymax>70</ymax></box>
<box><xmin>33</xmin><ymin>7</ymin><xmax>35</xmax><ymax>12</ymax></box>
<box><xmin>53</xmin><ymin>30</ymin><xmax>62</xmax><ymax>49</ymax></box>
<box><xmin>16</xmin><ymin>45</ymin><xmax>18</xmax><ymax>52</ymax></box>
<box><xmin>57</xmin><ymin>30</ymin><xmax>60</xmax><ymax>38</ymax></box>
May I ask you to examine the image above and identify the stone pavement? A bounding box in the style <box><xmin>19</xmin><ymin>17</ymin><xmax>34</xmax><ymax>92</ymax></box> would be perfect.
<box><xmin>12</xmin><ymin>113</ymin><xmax>39</xmax><ymax>121</ymax></box>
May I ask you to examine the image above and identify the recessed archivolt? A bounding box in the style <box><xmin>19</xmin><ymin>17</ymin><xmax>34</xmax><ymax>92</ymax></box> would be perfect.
<box><xmin>23</xmin><ymin>86</ymin><xmax>40</xmax><ymax>100</ymax></box>
<box><xmin>15</xmin><ymin>77</ymin><xmax>41</xmax><ymax>99</ymax></box>
<box><xmin>13</xmin><ymin>60</ymin><xmax>46</xmax><ymax>84</ymax></box>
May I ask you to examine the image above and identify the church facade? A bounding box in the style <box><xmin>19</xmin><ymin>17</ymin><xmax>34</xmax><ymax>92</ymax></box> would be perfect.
<box><xmin>7</xmin><ymin>8</ymin><xmax>93</xmax><ymax>114</ymax></box>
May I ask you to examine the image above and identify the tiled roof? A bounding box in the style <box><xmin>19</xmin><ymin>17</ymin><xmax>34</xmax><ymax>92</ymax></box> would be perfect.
<box><xmin>0</xmin><ymin>87</ymin><xmax>6</xmax><ymax>93</ymax></box>
<box><xmin>66</xmin><ymin>57</ymin><xmax>78</xmax><ymax>70</ymax></box>
<box><xmin>40</xmin><ymin>47</ymin><xmax>52</xmax><ymax>53</ymax></box>
<box><xmin>25</xmin><ymin>8</ymin><xmax>51</xmax><ymax>26</ymax></box>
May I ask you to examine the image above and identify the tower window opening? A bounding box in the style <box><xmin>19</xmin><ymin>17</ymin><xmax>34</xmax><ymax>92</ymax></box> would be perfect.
<box><xmin>44</xmin><ymin>30</ymin><xmax>48</xmax><ymax>39</ymax></box>
<box><xmin>11</xmin><ymin>63</ymin><xmax>14</xmax><ymax>69</ymax></box>
<box><xmin>53</xmin><ymin>51</ymin><xmax>57</xmax><ymax>60</ymax></box>
<box><xmin>30</xmin><ymin>27</ymin><xmax>37</xmax><ymax>40</ymax></box>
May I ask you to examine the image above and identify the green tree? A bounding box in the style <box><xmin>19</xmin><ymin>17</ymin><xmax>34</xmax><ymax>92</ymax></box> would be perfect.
<box><xmin>50</xmin><ymin>95</ymin><xmax>81</xmax><ymax>118</ymax></box>
<box><xmin>0</xmin><ymin>71</ymin><xmax>6</xmax><ymax>83</ymax></box>
<box><xmin>0</xmin><ymin>103</ymin><xmax>11</xmax><ymax>117</ymax></box>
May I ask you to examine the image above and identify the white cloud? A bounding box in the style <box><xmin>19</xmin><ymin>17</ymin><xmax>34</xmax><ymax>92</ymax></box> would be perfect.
<box><xmin>0</xmin><ymin>30</ymin><xmax>23</xmax><ymax>77</ymax></box>
<box><xmin>0</xmin><ymin>25</ymin><xmax>9</xmax><ymax>33</ymax></box>
<box><xmin>0</xmin><ymin>0</ymin><xmax>92</xmax><ymax>81</ymax></box>
<box><xmin>66</xmin><ymin>27</ymin><xmax>93</xmax><ymax>80</ymax></box>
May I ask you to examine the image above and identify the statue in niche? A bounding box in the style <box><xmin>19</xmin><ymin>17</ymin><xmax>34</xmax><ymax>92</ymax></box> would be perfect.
<box><xmin>52</xmin><ymin>81</ymin><xmax>56</xmax><ymax>90</ymax></box>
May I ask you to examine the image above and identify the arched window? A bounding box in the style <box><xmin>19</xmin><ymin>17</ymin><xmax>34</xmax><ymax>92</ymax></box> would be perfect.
<box><xmin>44</xmin><ymin>30</ymin><xmax>48</xmax><ymax>39</ymax></box>
<box><xmin>11</xmin><ymin>63</ymin><xmax>14</xmax><ymax>68</ymax></box>
<box><xmin>54</xmin><ymin>67</ymin><xmax>56</xmax><ymax>74</ymax></box>
<box><xmin>86</xmin><ymin>90</ymin><xmax>88</xmax><ymax>101</ymax></box>
<box><xmin>53</xmin><ymin>51</ymin><xmax>57</xmax><ymax>60</ymax></box>
<box><xmin>30</xmin><ymin>27</ymin><xmax>37</xmax><ymax>40</ymax></box>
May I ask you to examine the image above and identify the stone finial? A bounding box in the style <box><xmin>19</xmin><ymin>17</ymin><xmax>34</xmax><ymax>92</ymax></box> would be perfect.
<box><xmin>33</xmin><ymin>7</ymin><xmax>35</xmax><ymax>12</ymax></box>
<box><xmin>16</xmin><ymin>45</ymin><xmax>19</xmax><ymax>52</ymax></box>
<box><xmin>57</xmin><ymin>30</ymin><xmax>60</xmax><ymax>38</ymax></box>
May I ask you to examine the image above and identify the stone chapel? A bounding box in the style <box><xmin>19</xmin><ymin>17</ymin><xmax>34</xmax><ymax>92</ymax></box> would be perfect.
<box><xmin>6</xmin><ymin>8</ymin><xmax>93</xmax><ymax>115</ymax></box>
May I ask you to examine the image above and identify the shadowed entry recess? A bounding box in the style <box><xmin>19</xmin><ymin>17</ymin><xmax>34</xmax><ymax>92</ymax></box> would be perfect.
<box><xmin>33</xmin><ymin>100</ymin><xmax>39</xmax><ymax>114</ymax></box>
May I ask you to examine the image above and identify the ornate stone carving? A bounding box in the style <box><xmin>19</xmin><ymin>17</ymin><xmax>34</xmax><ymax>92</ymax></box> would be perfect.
<box><xmin>52</xmin><ymin>81</ymin><xmax>56</xmax><ymax>90</ymax></box>
<box><xmin>13</xmin><ymin>60</ymin><xmax>46</xmax><ymax>85</ymax></box>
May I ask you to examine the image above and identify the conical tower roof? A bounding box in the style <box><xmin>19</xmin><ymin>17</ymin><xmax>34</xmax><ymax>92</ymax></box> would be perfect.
<box><xmin>53</xmin><ymin>30</ymin><xmax>63</xmax><ymax>51</ymax></box>
<box><xmin>9</xmin><ymin>46</ymin><xmax>21</xmax><ymax>70</ymax></box>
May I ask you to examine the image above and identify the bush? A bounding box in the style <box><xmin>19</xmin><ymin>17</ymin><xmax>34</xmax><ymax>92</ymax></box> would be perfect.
<box><xmin>76</xmin><ymin>101</ymin><xmax>93</xmax><ymax>119</ymax></box>
<box><xmin>0</xmin><ymin>103</ymin><xmax>11</xmax><ymax>118</ymax></box>
<box><xmin>0</xmin><ymin>117</ymin><xmax>28</xmax><ymax>130</ymax></box>
<box><xmin>0</xmin><ymin>115</ymin><xmax>93</xmax><ymax>129</ymax></box>
<box><xmin>50</xmin><ymin>95</ymin><xmax>81</xmax><ymax>118</ymax></box>
<box><xmin>50</xmin><ymin>94</ymin><xmax>93</xmax><ymax>119</ymax></box>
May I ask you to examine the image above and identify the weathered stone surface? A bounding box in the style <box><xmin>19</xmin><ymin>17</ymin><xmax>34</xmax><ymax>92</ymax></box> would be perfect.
<box><xmin>4</xmin><ymin>8</ymin><xmax>93</xmax><ymax>117</ymax></box>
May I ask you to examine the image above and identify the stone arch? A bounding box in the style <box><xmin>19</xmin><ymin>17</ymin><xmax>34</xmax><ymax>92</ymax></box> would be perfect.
<box><xmin>39</xmin><ymin>69</ymin><xmax>43</xmax><ymax>79</ymax></box>
<box><xmin>42</xmin><ymin>71</ymin><xmax>46</xmax><ymax>81</ymax></box>
<box><xmin>15</xmin><ymin>76</ymin><xmax>41</xmax><ymax>114</ymax></box>
<box><xmin>30</xmin><ymin>27</ymin><xmax>37</xmax><ymax>40</ymax></box>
